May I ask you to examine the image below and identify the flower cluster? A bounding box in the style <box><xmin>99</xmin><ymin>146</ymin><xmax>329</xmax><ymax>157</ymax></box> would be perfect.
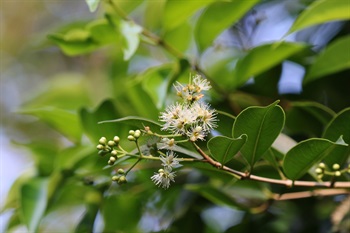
<box><xmin>159</xmin><ymin>74</ymin><xmax>217</xmax><ymax>141</ymax></box>
<box><xmin>151</xmin><ymin>151</ymin><xmax>179</xmax><ymax>189</ymax></box>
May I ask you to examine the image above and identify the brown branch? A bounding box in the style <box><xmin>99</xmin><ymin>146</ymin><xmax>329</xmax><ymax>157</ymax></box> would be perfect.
<box><xmin>192</xmin><ymin>142</ymin><xmax>350</xmax><ymax>189</ymax></box>
<box><xmin>273</xmin><ymin>189</ymin><xmax>350</xmax><ymax>201</ymax></box>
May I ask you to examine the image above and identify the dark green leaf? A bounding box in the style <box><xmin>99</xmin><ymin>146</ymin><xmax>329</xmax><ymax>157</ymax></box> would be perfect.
<box><xmin>195</xmin><ymin>0</ymin><xmax>259</xmax><ymax>51</ymax></box>
<box><xmin>233</xmin><ymin>42</ymin><xmax>307</xmax><ymax>87</ymax></box>
<box><xmin>75</xmin><ymin>203</ymin><xmax>99</xmax><ymax>233</ymax></box>
<box><xmin>21</xmin><ymin>178</ymin><xmax>49</xmax><ymax>232</ymax></box>
<box><xmin>18</xmin><ymin>107</ymin><xmax>82</xmax><ymax>143</ymax></box>
<box><xmin>85</xmin><ymin>0</ymin><xmax>100</xmax><ymax>12</ymax></box>
<box><xmin>283</xmin><ymin>137</ymin><xmax>348</xmax><ymax>180</ymax></box>
<box><xmin>305</xmin><ymin>36</ymin><xmax>350</xmax><ymax>83</ymax></box>
<box><xmin>322</xmin><ymin>107</ymin><xmax>350</xmax><ymax>166</ymax></box>
<box><xmin>287</xmin><ymin>0</ymin><xmax>350</xmax><ymax>34</ymax></box>
<box><xmin>207</xmin><ymin>135</ymin><xmax>247</xmax><ymax>165</ymax></box>
<box><xmin>232</xmin><ymin>101</ymin><xmax>285</xmax><ymax>169</ymax></box>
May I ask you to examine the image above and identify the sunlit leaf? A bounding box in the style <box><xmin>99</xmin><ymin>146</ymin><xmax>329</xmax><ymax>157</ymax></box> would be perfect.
<box><xmin>283</xmin><ymin>137</ymin><xmax>348</xmax><ymax>180</ymax></box>
<box><xmin>85</xmin><ymin>0</ymin><xmax>100</xmax><ymax>12</ymax></box>
<box><xmin>163</xmin><ymin>0</ymin><xmax>215</xmax><ymax>31</ymax></box>
<box><xmin>120</xmin><ymin>20</ymin><xmax>142</xmax><ymax>60</ymax></box>
<box><xmin>305</xmin><ymin>36</ymin><xmax>350</xmax><ymax>83</ymax></box>
<box><xmin>232</xmin><ymin>101</ymin><xmax>285</xmax><ymax>169</ymax></box>
<box><xmin>87</xmin><ymin>18</ymin><xmax>120</xmax><ymax>44</ymax></box>
<box><xmin>233</xmin><ymin>42</ymin><xmax>307</xmax><ymax>87</ymax></box>
<box><xmin>21</xmin><ymin>178</ymin><xmax>49</xmax><ymax>232</ymax></box>
<box><xmin>195</xmin><ymin>0</ymin><xmax>259</xmax><ymax>51</ymax></box>
<box><xmin>18</xmin><ymin>107</ymin><xmax>82</xmax><ymax>143</ymax></box>
<box><xmin>287</xmin><ymin>0</ymin><xmax>350</xmax><ymax>34</ymax></box>
<box><xmin>207</xmin><ymin>135</ymin><xmax>247</xmax><ymax>165</ymax></box>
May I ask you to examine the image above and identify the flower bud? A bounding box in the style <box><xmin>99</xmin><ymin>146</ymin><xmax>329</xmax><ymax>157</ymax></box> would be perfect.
<box><xmin>318</xmin><ymin>163</ymin><xmax>326</xmax><ymax>169</ymax></box>
<box><xmin>99</xmin><ymin>137</ymin><xmax>107</xmax><ymax>145</ymax></box>
<box><xmin>334</xmin><ymin>171</ymin><xmax>341</xmax><ymax>177</ymax></box>
<box><xmin>109</xmin><ymin>157</ymin><xmax>116</xmax><ymax>163</ymax></box>
<box><xmin>129</xmin><ymin>130</ymin><xmax>135</xmax><ymax>135</ymax></box>
<box><xmin>118</xmin><ymin>175</ymin><xmax>127</xmax><ymax>184</ymax></box>
<box><xmin>108</xmin><ymin>159</ymin><xmax>115</xmax><ymax>165</ymax></box>
<box><xmin>315</xmin><ymin>168</ymin><xmax>323</xmax><ymax>174</ymax></box>
<box><xmin>332</xmin><ymin>164</ymin><xmax>340</xmax><ymax>170</ymax></box>
<box><xmin>113</xmin><ymin>136</ymin><xmax>120</xmax><ymax>143</ymax></box>
<box><xmin>127</xmin><ymin>135</ymin><xmax>135</xmax><ymax>141</ymax></box>
<box><xmin>111</xmin><ymin>150</ymin><xmax>118</xmax><ymax>157</ymax></box>
<box><xmin>98</xmin><ymin>150</ymin><xmax>108</xmax><ymax>156</ymax></box>
<box><xmin>134</xmin><ymin>130</ymin><xmax>141</xmax><ymax>138</ymax></box>
<box><xmin>96</xmin><ymin>144</ymin><xmax>104</xmax><ymax>150</ymax></box>
<box><xmin>108</xmin><ymin>140</ymin><xmax>115</xmax><ymax>147</ymax></box>
<box><xmin>112</xmin><ymin>175</ymin><xmax>119</xmax><ymax>182</ymax></box>
<box><xmin>118</xmin><ymin>168</ymin><xmax>125</xmax><ymax>174</ymax></box>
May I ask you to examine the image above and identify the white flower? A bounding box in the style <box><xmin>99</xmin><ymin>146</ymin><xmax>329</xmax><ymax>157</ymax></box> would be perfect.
<box><xmin>187</xmin><ymin>125</ymin><xmax>206</xmax><ymax>142</ymax></box>
<box><xmin>151</xmin><ymin>168</ymin><xmax>176</xmax><ymax>189</ymax></box>
<box><xmin>159</xmin><ymin>138</ymin><xmax>176</xmax><ymax>150</ymax></box>
<box><xmin>192</xmin><ymin>102</ymin><xmax>218</xmax><ymax>131</ymax></box>
<box><xmin>160</xmin><ymin>151</ymin><xmax>180</xmax><ymax>169</ymax></box>
<box><xmin>192</xmin><ymin>74</ymin><xmax>211</xmax><ymax>92</ymax></box>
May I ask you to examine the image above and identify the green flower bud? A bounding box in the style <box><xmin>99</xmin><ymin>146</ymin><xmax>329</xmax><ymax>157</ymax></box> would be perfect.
<box><xmin>118</xmin><ymin>168</ymin><xmax>125</xmax><ymax>174</ymax></box>
<box><xmin>315</xmin><ymin>168</ymin><xmax>323</xmax><ymax>174</ymax></box>
<box><xmin>118</xmin><ymin>175</ymin><xmax>127</xmax><ymax>184</ymax></box>
<box><xmin>99</xmin><ymin>137</ymin><xmax>107</xmax><ymax>145</ymax></box>
<box><xmin>108</xmin><ymin>140</ymin><xmax>115</xmax><ymax>147</ymax></box>
<box><xmin>332</xmin><ymin>164</ymin><xmax>340</xmax><ymax>170</ymax></box>
<box><xmin>318</xmin><ymin>163</ymin><xmax>326</xmax><ymax>169</ymax></box>
<box><xmin>111</xmin><ymin>150</ymin><xmax>118</xmax><ymax>157</ymax></box>
<box><xmin>113</xmin><ymin>136</ymin><xmax>120</xmax><ymax>143</ymax></box>
<box><xmin>96</xmin><ymin>144</ymin><xmax>104</xmax><ymax>150</ymax></box>
<box><xmin>112</xmin><ymin>175</ymin><xmax>119</xmax><ymax>182</ymax></box>
<box><xmin>98</xmin><ymin>150</ymin><xmax>108</xmax><ymax>156</ymax></box>
<box><xmin>127</xmin><ymin>135</ymin><xmax>135</xmax><ymax>141</ymax></box>
<box><xmin>129</xmin><ymin>130</ymin><xmax>135</xmax><ymax>135</ymax></box>
<box><xmin>334</xmin><ymin>171</ymin><xmax>341</xmax><ymax>177</ymax></box>
<box><xmin>108</xmin><ymin>159</ymin><xmax>115</xmax><ymax>165</ymax></box>
<box><xmin>134</xmin><ymin>130</ymin><xmax>141</xmax><ymax>138</ymax></box>
<box><xmin>109</xmin><ymin>157</ymin><xmax>116</xmax><ymax>163</ymax></box>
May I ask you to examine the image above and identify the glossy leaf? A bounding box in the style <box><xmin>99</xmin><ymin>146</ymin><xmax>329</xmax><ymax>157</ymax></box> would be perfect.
<box><xmin>322</xmin><ymin>107</ymin><xmax>350</xmax><ymax>166</ymax></box>
<box><xmin>163</xmin><ymin>0</ymin><xmax>215</xmax><ymax>31</ymax></box>
<box><xmin>283</xmin><ymin>137</ymin><xmax>348</xmax><ymax>180</ymax></box>
<box><xmin>85</xmin><ymin>0</ymin><xmax>100</xmax><ymax>12</ymax></box>
<box><xmin>288</xmin><ymin>0</ymin><xmax>350</xmax><ymax>34</ymax></box>
<box><xmin>207</xmin><ymin>135</ymin><xmax>247</xmax><ymax>165</ymax></box>
<box><xmin>232</xmin><ymin>101</ymin><xmax>285</xmax><ymax>169</ymax></box>
<box><xmin>195</xmin><ymin>0</ymin><xmax>259</xmax><ymax>51</ymax></box>
<box><xmin>18</xmin><ymin>107</ymin><xmax>82</xmax><ymax>143</ymax></box>
<box><xmin>233</xmin><ymin>42</ymin><xmax>307</xmax><ymax>87</ymax></box>
<box><xmin>120</xmin><ymin>20</ymin><xmax>142</xmax><ymax>60</ymax></box>
<box><xmin>21</xmin><ymin>178</ymin><xmax>49</xmax><ymax>232</ymax></box>
<box><xmin>305</xmin><ymin>36</ymin><xmax>350</xmax><ymax>83</ymax></box>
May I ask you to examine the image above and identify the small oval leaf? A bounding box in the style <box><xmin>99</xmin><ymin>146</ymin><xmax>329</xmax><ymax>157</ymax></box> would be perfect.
<box><xmin>207</xmin><ymin>135</ymin><xmax>247</xmax><ymax>165</ymax></box>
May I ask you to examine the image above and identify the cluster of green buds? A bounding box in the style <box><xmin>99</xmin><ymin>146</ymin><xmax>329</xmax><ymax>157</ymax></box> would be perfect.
<box><xmin>315</xmin><ymin>162</ymin><xmax>350</xmax><ymax>179</ymax></box>
<box><xmin>96</xmin><ymin>136</ymin><xmax>120</xmax><ymax>165</ymax></box>
<box><xmin>127</xmin><ymin>129</ymin><xmax>142</xmax><ymax>141</ymax></box>
<box><xmin>112</xmin><ymin>169</ymin><xmax>127</xmax><ymax>185</ymax></box>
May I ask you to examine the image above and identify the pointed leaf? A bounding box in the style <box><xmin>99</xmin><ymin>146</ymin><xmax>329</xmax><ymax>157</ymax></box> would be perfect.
<box><xmin>195</xmin><ymin>0</ymin><xmax>259</xmax><ymax>51</ymax></box>
<box><xmin>283</xmin><ymin>137</ymin><xmax>348</xmax><ymax>180</ymax></box>
<box><xmin>120</xmin><ymin>20</ymin><xmax>142</xmax><ymax>60</ymax></box>
<box><xmin>21</xmin><ymin>178</ymin><xmax>49</xmax><ymax>232</ymax></box>
<box><xmin>18</xmin><ymin>107</ymin><xmax>82</xmax><ymax>143</ymax></box>
<box><xmin>207</xmin><ymin>135</ymin><xmax>247</xmax><ymax>165</ymax></box>
<box><xmin>305</xmin><ymin>36</ymin><xmax>350</xmax><ymax>83</ymax></box>
<box><xmin>288</xmin><ymin>0</ymin><xmax>350</xmax><ymax>34</ymax></box>
<box><xmin>322</xmin><ymin>107</ymin><xmax>350</xmax><ymax>166</ymax></box>
<box><xmin>233</xmin><ymin>42</ymin><xmax>307</xmax><ymax>87</ymax></box>
<box><xmin>232</xmin><ymin>101</ymin><xmax>285</xmax><ymax>169</ymax></box>
<box><xmin>85</xmin><ymin>0</ymin><xmax>100</xmax><ymax>12</ymax></box>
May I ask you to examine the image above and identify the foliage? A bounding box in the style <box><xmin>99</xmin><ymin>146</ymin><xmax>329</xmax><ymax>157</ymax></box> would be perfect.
<box><xmin>3</xmin><ymin>0</ymin><xmax>350</xmax><ymax>232</ymax></box>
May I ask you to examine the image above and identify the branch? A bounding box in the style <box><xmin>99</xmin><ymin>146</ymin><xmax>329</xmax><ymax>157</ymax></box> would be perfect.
<box><xmin>192</xmin><ymin>142</ymin><xmax>350</xmax><ymax>189</ymax></box>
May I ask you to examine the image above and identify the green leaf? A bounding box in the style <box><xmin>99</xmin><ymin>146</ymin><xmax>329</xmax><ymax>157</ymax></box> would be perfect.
<box><xmin>119</xmin><ymin>20</ymin><xmax>142</xmax><ymax>60</ymax></box>
<box><xmin>283</xmin><ymin>137</ymin><xmax>348</xmax><ymax>180</ymax></box>
<box><xmin>305</xmin><ymin>36</ymin><xmax>350</xmax><ymax>83</ymax></box>
<box><xmin>87</xmin><ymin>18</ymin><xmax>120</xmax><ymax>45</ymax></box>
<box><xmin>75</xmin><ymin>203</ymin><xmax>99</xmax><ymax>233</ymax></box>
<box><xmin>322</xmin><ymin>107</ymin><xmax>350</xmax><ymax>166</ymax></box>
<box><xmin>144</xmin><ymin>0</ymin><xmax>166</xmax><ymax>31</ymax></box>
<box><xmin>21</xmin><ymin>178</ymin><xmax>49</xmax><ymax>232</ymax></box>
<box><xmin>285</xmin><ymin>101</ymin><xmax>335</xmax><ymax>137</ymax></box>
<box><xmin>233</xmin><ymin>42</ymin><xmax>307</xmax><ymax>87</ymax></box>
<box><xmin>163</xmin><ymin>0</ymin><xmax>215</xmax><ymax>31</ymax></box>
<box><xmin>207</xmin><ymin>135</ymin><xmax>247</xmax><ymax>165</ymax></box>
<box><xmin>287</xmin><ymin>0</ymin><xmax>350</xmax><ymax>34</ymax></box>
<box><xmin>185</xmin><ymin>184</ymin><xmax>241</xmax><ymax>209</ymax></box>
<box><xmin>85</xmin><ymin>0</ymin><xmax>100</xmax><ymax>12</ymax></box>
<box><xmin>18</xmin><ymin>107</ymin><xmax>82</xmax><ymax>143</ymax></box>
<box><xmin>195</xmin><ymin>0</ymin><xmax>260</xmax><ymax>51</ymax></box>
<box><xmin>232</xmin><ymin>101</ymin><xmax>285</xmax><ymax>169</ymax></box>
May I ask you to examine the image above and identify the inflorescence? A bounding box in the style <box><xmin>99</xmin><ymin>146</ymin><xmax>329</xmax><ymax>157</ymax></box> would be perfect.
<box><xmin>96</xmin><ymin>74</ymin><xmax>217</xmax><ymax>189</ymax></box>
